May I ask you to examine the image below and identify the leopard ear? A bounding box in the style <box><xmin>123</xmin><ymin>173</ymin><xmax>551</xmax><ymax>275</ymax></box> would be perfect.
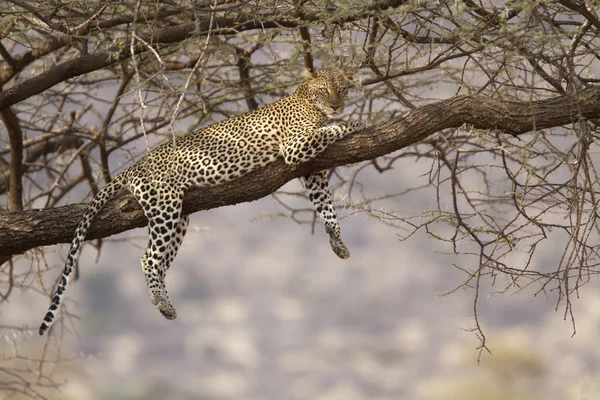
<box><xmin>303</xmin><ymin>66</ymin><xmax>316</xmax><ymax>80</ymax></box>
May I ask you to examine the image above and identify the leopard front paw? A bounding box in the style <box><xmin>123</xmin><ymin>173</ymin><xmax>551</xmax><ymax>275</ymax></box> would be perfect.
<box><xmin>150</xmin><ymin>293</ymin><xmax>178</xmax><ymax>320</ymax></box>
<box><xmin>336</xmin><ymin>120</ymin><xmax>366</xmax><ymax>140</ymax></box>
<box><xmin>348</xmin><ymin>120</ymin><xmax>366</xmax><ymax>133</ymax></box>
<box><xmin>157</xmin><ymin>300</ymin><xmax>177</xmax><ymax>320</ymax></box>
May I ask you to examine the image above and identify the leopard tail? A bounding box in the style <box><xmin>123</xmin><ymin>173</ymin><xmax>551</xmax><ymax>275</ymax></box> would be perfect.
<box><xmin>39</xmin><ymin>173</ymin><xmax>127</xmax><ymax>335</ymax></box>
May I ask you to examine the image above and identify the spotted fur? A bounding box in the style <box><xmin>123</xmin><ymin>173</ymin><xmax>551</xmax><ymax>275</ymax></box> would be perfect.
<box><xmin>39</xmin><ymin>69</ymin><xmax>365</xmax><ymax>335</ymax></box>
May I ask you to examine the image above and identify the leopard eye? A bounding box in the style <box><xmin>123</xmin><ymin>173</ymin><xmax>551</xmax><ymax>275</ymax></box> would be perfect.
<box><xmin>319</xmin><ymin>87</ymin><xmax>329</xmax><ymax>95</ymax></box>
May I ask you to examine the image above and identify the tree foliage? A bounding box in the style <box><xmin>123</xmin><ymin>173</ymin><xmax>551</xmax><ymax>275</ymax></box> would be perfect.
<box><xmin>1</xmin><ymin>0</ymin><xmax>599</xmax><ymax>397</ymax></box>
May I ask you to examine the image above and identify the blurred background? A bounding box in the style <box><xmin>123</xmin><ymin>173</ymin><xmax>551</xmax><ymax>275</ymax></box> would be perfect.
<box><xmin>1</xmin><ymin>0</ymin><xmax>600</xmax><ymax>398</ymax></box>
<box><xmin>6</xmin><ymin>180</ymin><xmax>600</xmax><ymax>400</ymax></box>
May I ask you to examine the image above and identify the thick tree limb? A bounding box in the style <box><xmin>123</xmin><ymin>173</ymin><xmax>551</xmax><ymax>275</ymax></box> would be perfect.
<box><xmin>0</xmin><ymin>87</ymin><xmax>599</xmax><ymax>257</ymax></box>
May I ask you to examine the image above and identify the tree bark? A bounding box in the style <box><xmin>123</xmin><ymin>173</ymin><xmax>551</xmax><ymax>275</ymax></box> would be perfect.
<box><xmin>1</xmin><ymin>87</ymin><xmax>599</xmax><ymax>257</ymax></box>
<box><xmin>0</xmin><ymin>107</ymin><xmax>23</xmax><ymax>212</ymax></box>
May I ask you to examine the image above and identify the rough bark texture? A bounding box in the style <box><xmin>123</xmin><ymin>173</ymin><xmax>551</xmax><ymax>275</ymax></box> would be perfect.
<box><xmin>1</xmin><ymin>87</ymin><xmax>599</xmax><ymax>257</ymax></box>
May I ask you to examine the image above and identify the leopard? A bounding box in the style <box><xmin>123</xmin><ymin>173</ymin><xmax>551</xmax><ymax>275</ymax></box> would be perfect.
<box><xmin>38</xmin><ymin>68</ymin><xmax>365</xmax><ymax>335</ymax></box>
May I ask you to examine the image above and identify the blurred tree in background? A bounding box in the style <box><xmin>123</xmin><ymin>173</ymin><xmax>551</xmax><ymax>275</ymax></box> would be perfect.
<box><xmin>1</xmin><ymin>0</ymin><xmax>599</xmax><ymax>397</ymax></box>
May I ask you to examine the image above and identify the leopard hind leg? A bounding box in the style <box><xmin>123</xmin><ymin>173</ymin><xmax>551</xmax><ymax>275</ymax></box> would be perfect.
<box><xmin>164</xmin><ymin>215</ymin><xmax>189</xmax><ymax>271</ymax></box>
<box><xmin>131</xmin><ymin>180</ymin><xmax>183</xmax><ymax>320</ymax></box>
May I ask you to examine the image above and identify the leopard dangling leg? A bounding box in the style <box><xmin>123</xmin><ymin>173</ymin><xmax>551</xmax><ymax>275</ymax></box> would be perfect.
<box><xmin>303</xmin><ymin>170</ymin><xmax>349</xmax><ymax>259</ymax></box>
<box><xmin>131</xmin><ymin>180</ymin><xmax>183</xmax><ymax>320</ymax></box>
<box><xmin>164</xmin><ymin>215</ymin><xmax>189</xmax><ymax>271</ymax></box>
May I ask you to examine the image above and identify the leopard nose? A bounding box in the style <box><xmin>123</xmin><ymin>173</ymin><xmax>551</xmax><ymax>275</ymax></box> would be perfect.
<box><xmin>328</xmin><ymin>92</ymin><xmax>343</xmax><ymax>108</ymax></box>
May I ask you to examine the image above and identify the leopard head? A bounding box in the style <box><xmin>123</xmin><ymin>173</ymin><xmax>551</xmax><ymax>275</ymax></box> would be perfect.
<box><xmin>297</xmin><ymin>68</ymin><xmax>354</xmax><ymax>118</ymax></box>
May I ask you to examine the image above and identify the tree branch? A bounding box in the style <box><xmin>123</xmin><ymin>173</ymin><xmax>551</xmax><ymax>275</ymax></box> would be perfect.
<box><xmin>1</xmin><ymin>87</ymin><xmax>599</xmax><ymax>256</ymax></box>
<box><xmin>0</xmin><ymin>21</ymin><xmax>196</xmax><ymax>111</ymax></box>
<box><xmin>235</xmin><ymin>47</ymin><xmax>259</xmax><ymax>111</ymax></box>
<box><xmin>0</xmin><ymin>134</ymin><xmax>81</xmax><ymax>195</ymax></box>
<box><xmin>0</xmin><ymin>0</ymin><xmax>407</xmax><ymax>110</ymax></box>
<box><xmin>0</xmin><ymin>8</ymin><xmax>182</xmax><ymax>86</ymax></box>
<box><xmin>0</xmin><ymin>107</ymin><xmax>23</xmax><ymax>212</ymax></box>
